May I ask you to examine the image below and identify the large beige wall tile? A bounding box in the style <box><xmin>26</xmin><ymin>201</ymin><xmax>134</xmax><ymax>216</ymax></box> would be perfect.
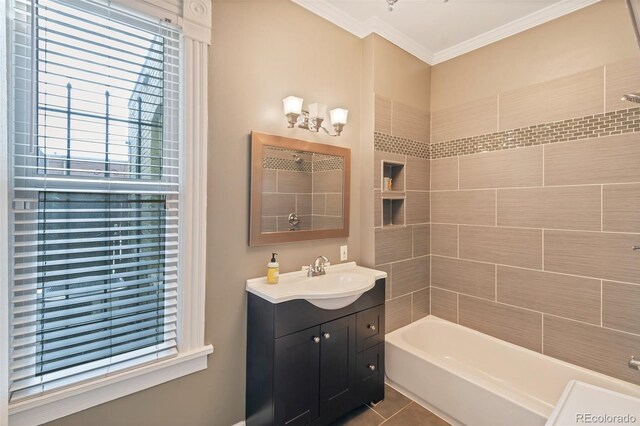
<box><xmin>430</xmin><ymin>224</ymin><xmax>458</xmax><ymax>257</ymax></box>
<box><xmin>459</xmin><ymin>296</ymin><xmax>542</xmax><ymax>352</ymax></box>
<box><xmin>605</xmin><ymin>57</ymin><xmax>640</xmax><ymax>112</ymax></box>
<box><xmin>375</xmin><ymin>226</ymin><xmax>413</xmax><ymax>265</ymax></box>
<box><xmin>297</xmin><ymin>194</ymin><xmax>312</xmax><ymax>215</ymax></box>
<box><xmin>374</xmin><ymin>190</ymin><xmax>381</xmax><ymax>227</ymax></box>
<box><xmin>412</xmin><ymin>288</ymin><xmax>430</xmax><ymax>321</ymax></box>
<box><xmin>603</xmin><ymin>184</ymin><xmax>640</xmax><ymax>233</ymax></box>
<box><xmin>312</xmin><ymin>170</ymin><xmax>343</xmax><ymax>193</ymax></box>
<box><xmin>262</xmin><ymin>169</ymin><xmax>277</xmax><ymax>192</ymax></box>
<box><xmin>392</xmin><ymin>101</ymin><xmax>429</xmax><ymax>143</ymax></box>
<box><xmin>431</xmin><ymin>96</ymin><xmax>498</xmax><ymax>143</ymax></box>
<box><xmin>412</xmin><ymin>224</ymin><xmax>430</xmax><ymax>257</ymax></box>
<box><xmin>375</xmin><ymin>95</ymin><xmax>392</xmax><ymax>134</ymax></box>
<box><xmin>459</xmin><ymin>226</ymin><xmax>543</xmax><ymax>269</ymax></box>
<box><xmin>391</xmin><ymin>256</ymin><xmax>430</xmax><ymax>298</ymax></box>
<box><xmin>603</xmin><ymin>281</ymin><xmax>640</xmax><ymax>335</ymax></box>
<box><xmin>376</xmin><ymin>264</ymin><xmax>391</xmax><ymax>301</ymax></box>
<box><xmin>405</xmin><ymin>156</ymin><xmax>430</xmax><ymax>190</ymax></box>
<box><xmin>544</xmin><ymin>230</ymin><xmax>640</xmax><ymax>284</ymax></box>
<box><xmin>498</xmin><ymin>186</ymin><xmax>601</xmax><ymax>231</ymax></box>
<box><xmin>262</xmin><ymin>193</ymin><xmax>295</xmax><ymax>216</ymax></box>
<box><xmin>431</xmin><ymin>256</ymin><xmax>495</xmax><ymax>300</ymax></box>
<box><xmin>544</xmin><ymin>315</ymin><xmax>640</xmax><ymax>385</ymax></box>
<box><xmin>497</xmin><ymin>266</ymin><xmax>601</xmax><ymax>324</ymax></box>
<box><xmin>405</xmin><ymin>191</ymin><xmax>430</xmax><ymax>224</ymax></box>
<box><xmin>325</xmin><ymin>193</ymin><xmax>343</xmax><ymax>216</ymax></box>
<box><xmin>278</xmin><ymin>170</ymin><xmax>312</xmax><ymax>193</ymax></box>
<box><xmin>386</xmin><ymin>295</ymin><xmax>412</xmax><ymax>333</ymax></box>
<box><xmin>499</xmin><ymin>67</ymin><xmax>604</xmax><ymax>130</ymax></box>
<box><xmin>459</xmin><ymin>146</ymin><xmax>542</xmax><ymax>189</ymax></box>
<box><xmin>431</xmin><ymin>288</ymin><xmax>458</xmax><ymax>323</ymax></box>
<box><xmin>544</xmin><ymin>133</ymin><xmax>640</xmax><ymax>186</ymax></box>
<box><xmin>431</xmin><ymin>157</ymin><xmax>458</xmax><ymax>190</ymax></box>
<box><xmin>431</xmin><ymin>190</ymin><xmax>495</xmax><ymax>225</ymax></box>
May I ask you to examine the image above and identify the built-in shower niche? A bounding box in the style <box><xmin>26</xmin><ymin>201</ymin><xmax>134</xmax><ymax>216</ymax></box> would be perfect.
<box><xmin>381</xmin><ymin>160</ymin><xmax>405</xmax><ymax>226</ymax></box>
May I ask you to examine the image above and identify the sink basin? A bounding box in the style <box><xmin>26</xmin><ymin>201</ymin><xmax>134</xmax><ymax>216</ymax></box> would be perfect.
<box><xmin>246</xmin><ymin>262</ymin><xmax>387</xmax><ymax>310</ymax></box>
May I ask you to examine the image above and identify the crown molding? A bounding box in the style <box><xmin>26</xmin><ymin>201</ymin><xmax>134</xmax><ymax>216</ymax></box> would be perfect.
<box><xmin>292</xmin><ymin>0</ymin><xmax>601</xmax><ymax>66</ymax></box>
<box><xmin>431</xmin><ymin>0</ymin><xmax>601</xmax><ymax>64</ymax></box>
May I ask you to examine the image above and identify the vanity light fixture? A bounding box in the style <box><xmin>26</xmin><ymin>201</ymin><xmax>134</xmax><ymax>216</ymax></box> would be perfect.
<box><xmin>282</xmin><ymin>96</ymin><xmax>348</xmax><ymax>136</ymax></box>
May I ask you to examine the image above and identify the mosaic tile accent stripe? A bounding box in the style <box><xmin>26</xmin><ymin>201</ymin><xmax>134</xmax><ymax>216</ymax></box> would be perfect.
<box><xmin>431</xmin><ymin>107</ymin><xmax>640</xmax><ymax>159</ymax></box>
<box><xmin>313</xmin><ymin>157</ymin><xmax>344</xmax><ymax>172</ymax></box>
<box><xmin>374</xmin><ymin>132</ymin><xmax>430</xmax><ymax>159</ymax></box>
<box><xmin>263</xmin><ymin>156</ymin><xmax>343</xmax><ymax>172</ymax></box>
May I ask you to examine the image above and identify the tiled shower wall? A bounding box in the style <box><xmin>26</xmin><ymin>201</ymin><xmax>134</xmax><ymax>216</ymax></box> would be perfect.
<box><xmin>429</xmin><ymin>58</ymin><xmax>640</xmax><ymax>386</ymax></box>
<box><xmin>375</xmin><ymin>57</ymin><xmax>640</xmax><ymax>386</ymax></box>
<box><xmin>373</xmin><ymin>96</ymin><xmax>431</xmax><ymax>333</ymax></box>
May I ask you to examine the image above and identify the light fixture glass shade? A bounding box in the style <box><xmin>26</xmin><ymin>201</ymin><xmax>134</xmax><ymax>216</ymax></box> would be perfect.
<box><xmin>283</xmin><ymin>96</ymin><xmax>303</xmax><ymax>115</ymax></box>
<box><xmin>330</xmin><ymin>108</ymin><xmax>348</xmax><ymax>125</ymax></box>
<box><xmin>308</xmin><ymin>103</ymin><xmax>327</xmax><ymax>119</ymax></box>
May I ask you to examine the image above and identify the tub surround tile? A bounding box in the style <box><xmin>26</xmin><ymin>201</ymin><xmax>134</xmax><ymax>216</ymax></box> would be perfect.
<box><xmin>262</xmin><ymin>193</ymin><xmax>295</xmax><ymax>216</ymax></box>
<box><xmin>459</xmin><ymin>146</ymin><xmax>543</xmax><ymax>189</ymax></box>
<box><xmin>375</xmin><ymin>95</ymin><xmax>392</xmax><ymax>134</ymax></box>
<box><xmin>313</xmin><ymin>194</ymin><xmax>326</xmax><ymax>215</ymax></box>
<box><xmin>406</xmin><ymin>156</ymin><xmax>430</xmax><ymax>190</ymax></box>
<box><xmin>459</xmin><ymin>295</ymin><xmax>543</xmax><ymax>352</ymax></box>
<box><xmin>278</xmin><ymin>215</ymin><xmax>312</xmax><ymax>231</ymax></box>
<box><xmin>296</xmin><ymin>194</ymin><xmax>312</xmax><ymax>215</ymax></box>
<box><xmin>498</xmin><ymin>67</ymin><xmax>604</xmax><ymax>131</ymax></box>
<box><xmin>431</xmin><ymin>190</ymin><xmax>496</xmax><ymax>226</ymax></box>
<box><xmin>431</xmin><ymin>96</ymin><xmax>498</xmax><ymax>143</ymax></box>
<box><xmin>325</xmin><ymin>193</ymin><xmax>343</xmax><ymax>216</ymax></box>
<box><xmin>391</xmin><ymin>256</ymin><xmax>430</xmax><ymax>298</ymax></box>
<box><xmin>412</xmin><ymin>224</ymin><xmax>430</xmax><ymax>257</ymax></box>
<box><xmin>312</xmin><ymin>169</ymin><xmax>343</xmax><ymax>193</ymax></box>
<box><xmin>459</xmin><ymin>226</ymin><xmax>543</xmax><ymax>270</ymax></box>
<box><xmin>386</xmin><ymin>295</ymin><xmax>412</xmax><ymax>333</ymax></box>
<box><xmin>605</xmin><ymin>57</ymin><xmax>640</xmax><ymax>113</ymax></box>
<box><xmin>375</xmin><ymin>227</ymin><xmax>413</xmax><ymax>265</ymax></box>
<box><xmin>497</xmin><ymin>186</ymin><xmax>601</xmax><ymax>231</ymax></box>
<box><xmin>405</xmin><ymin>191</ymin><xmax>430</xmax><ymax>225</ymax></box>
<box><xmin>374</xmin><ymin>133</ymin><xmax>430</xmax><ymax>159</ymax></box>
<box><xmin>431</xmin><ymin>256</ymin><xmax>495</xmax><ymax>300</ymax></box>
<box><xmin>412</xmin><ymin>288</ymin><xmax>430</xmax><ymax>321</ymax></box>
<box><xmin>278</xmin><ymin>170</ymin><xmax>312</xmax><ymax>193</ymax></box>
<box><xmin>262</xmin><ymin>169</ymin><xmax>277</xmax><ymax>192</ymax></box>
<box><xmin>261</xmin><ymin>216</ymin><xmax>277</xmax><ymax>233</ymax></box>
<box><xmin>376</xmin><ymin>264</ymin><xmax>392</xmax><ymax>301</ymax></box>
<box><xmin>393</xmin><ymin>101</ymin><xmax>430</xmax><ymax>144</ymax></box>
<box><xmin>544</xmin><ymin>230</ymin><xmax>640</xmax><ymax>285</ymax></box>
<box><xmin>312</xmin><ymin>215</ymin><xmax>342</xmax><ymax>230</ymax></box>
<box><xmin>431</xmin><ymin>288</ymin><xmax>458</xmax><ymax>323</ymax></box>
<box><xmin>430</xmin><ymin>157</ymin><xmax>458</xmax><ymax>190</ymax></box>
<box><xmin>430</xmin><ymin>224</ymin><xmax>458</xmax><ymax>258</ymax></box>
<box><xmin>544</xmin><ymin>315</ymin><xmax>640</xmax><ymax>385</ymax></box>
<box><xmin>602</xmin><ymin>281</ymin><xmax>640</xmax><ymax>336</ymax></box>
<box><xmin>603</xmin><ymin>184</ymin><xmax>640</xmax><ymax>233</ymax></box>
<box><xmin>544</xmin><ymin>133</ymin><xmax>640</xmax><ymax>186</ymax></box>
<box><xmin>497</xmin><ymin>266</ymin><xmax>601</xmax><ymax>325</ymax></box>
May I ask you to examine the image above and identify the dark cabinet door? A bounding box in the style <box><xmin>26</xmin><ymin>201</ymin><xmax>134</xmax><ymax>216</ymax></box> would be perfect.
<box><xmin>319</xmin><ymin>315</ymin><xmax>357</xmax><ymax>423</ymax></box>
<box><xmin>274</xmin><ymin>326</ymin><xmax>321</xmax><ymax>425</ymax></box>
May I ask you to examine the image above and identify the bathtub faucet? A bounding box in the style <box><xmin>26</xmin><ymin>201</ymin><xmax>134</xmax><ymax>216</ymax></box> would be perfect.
<box><xmin>629</xmin><ymin>356</ymin><xmax>640</xmax><ymax>370</ymax></box>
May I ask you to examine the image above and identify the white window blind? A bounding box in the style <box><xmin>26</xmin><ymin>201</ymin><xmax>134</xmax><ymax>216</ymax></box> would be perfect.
<box><xmin>9</xmin><ymin>0</ymin><xmax>181</xmax><ymax>402</ymax></box>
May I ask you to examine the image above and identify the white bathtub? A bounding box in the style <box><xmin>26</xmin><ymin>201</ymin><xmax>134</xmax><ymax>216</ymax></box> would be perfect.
<box><xmin>385</xmin><ymin>316</ymin><xmax>640</xmax><ymax>426</ymax></box>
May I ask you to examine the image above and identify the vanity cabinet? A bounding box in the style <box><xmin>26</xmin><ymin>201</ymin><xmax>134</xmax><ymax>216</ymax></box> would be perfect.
<box><xmin>246</xmin><ymin>279</ymin><xmax>385</xmax><ymax>426</ymax></box>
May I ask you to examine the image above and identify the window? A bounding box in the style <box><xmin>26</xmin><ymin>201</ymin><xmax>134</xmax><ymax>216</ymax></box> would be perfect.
<box><xmin>8</xmin><ymin>0</ymin><xmax>186</xmax><ymax>403</ymax></box>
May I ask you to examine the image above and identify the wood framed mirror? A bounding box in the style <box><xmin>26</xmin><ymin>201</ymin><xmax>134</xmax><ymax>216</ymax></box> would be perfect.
<box><xmin>250</xmin><ymin>132</ymin><xmax>351</xmax><ymax>246</ymax></box>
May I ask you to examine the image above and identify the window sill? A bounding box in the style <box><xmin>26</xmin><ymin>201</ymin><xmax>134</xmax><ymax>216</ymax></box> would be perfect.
<box><xmin>8</xmin><ymin>345</ymin><xmax>213</xmax><ymax>426</ymax></box>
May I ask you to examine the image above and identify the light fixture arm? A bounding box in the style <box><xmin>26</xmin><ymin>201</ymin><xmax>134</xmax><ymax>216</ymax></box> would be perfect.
<box><xmin>282</xmin><ymin>96</ymin><xmax>347</xmax><ymax>137</ymax></box>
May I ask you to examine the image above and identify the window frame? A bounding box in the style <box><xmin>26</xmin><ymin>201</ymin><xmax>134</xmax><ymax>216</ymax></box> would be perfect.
<box><xmin>1</xmin><ymin>0</ymin><xmax>212</xmax><ymax>424</ymax></box>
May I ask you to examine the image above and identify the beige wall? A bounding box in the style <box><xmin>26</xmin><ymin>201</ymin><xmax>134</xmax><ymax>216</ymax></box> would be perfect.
<box><xmin>431</xmin><ymin>0</ymin><xmax>639</xmax><ymax>112</ymax></box>
<box><xmin>48</xmin><ymin>1</ymin><xmax>364</xmax><ymax>425</ymax></box>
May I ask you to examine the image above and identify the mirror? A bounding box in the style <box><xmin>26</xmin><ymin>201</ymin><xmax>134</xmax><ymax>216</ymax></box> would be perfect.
<box><xmin>250</xmin><ymin>132</ymin><xmax>351</xmax><ymax>246</ymax></box>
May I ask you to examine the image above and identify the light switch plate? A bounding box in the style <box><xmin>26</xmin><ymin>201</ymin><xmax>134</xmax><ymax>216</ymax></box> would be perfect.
<box><xmin>340</xmin><ymin>245</ymin><xmax>348</xmax><ymax>261</ymax></box>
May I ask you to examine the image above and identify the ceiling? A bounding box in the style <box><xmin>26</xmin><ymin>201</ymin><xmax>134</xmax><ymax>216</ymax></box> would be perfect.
<box><xmin>292</xmin><ymin>0</ymin><xmax>601</xmax><ymax>64</ymax></box>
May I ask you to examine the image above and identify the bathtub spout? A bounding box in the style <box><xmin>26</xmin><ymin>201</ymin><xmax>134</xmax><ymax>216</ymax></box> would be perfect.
<box><xmin>629</xmin><ymin>356</ymin><xmax>640</xmax><ymax>370</ymax></box>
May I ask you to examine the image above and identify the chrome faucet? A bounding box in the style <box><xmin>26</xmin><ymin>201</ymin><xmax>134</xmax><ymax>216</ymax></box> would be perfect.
<box><xmin>308</xmin><ymin>256</ymin><xmax>329</xmax><ymax>277</ymax></box>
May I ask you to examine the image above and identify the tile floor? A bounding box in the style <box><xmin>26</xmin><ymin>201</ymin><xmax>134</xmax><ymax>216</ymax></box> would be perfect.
<box><xmin>331</xmin><ymin>385</ymin><xmax>450</xmax><ymax>426</ymax></box>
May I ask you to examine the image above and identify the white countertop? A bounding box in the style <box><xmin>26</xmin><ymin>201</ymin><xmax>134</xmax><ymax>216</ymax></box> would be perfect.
<box><xmin>246</xmin><ymin>261</ymin><xmax>387</xmax><ymax>305</ymax></box>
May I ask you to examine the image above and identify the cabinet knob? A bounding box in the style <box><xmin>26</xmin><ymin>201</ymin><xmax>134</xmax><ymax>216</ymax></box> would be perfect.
<box><xmin>313</xmin><ymin>336</ymin><xmax>320</xmax><ymax>343</ymax></box>
<box><xmin>323</xmin><ymin>332</ymin><xmax>331</xmax><ymax>339</ymax></box>
<box><xmin>368</xmin><ymin>324</ymin><xmax>376</xmax><ymax>331</ymax></box>
<box><xmin>367</xmin><ymin>364</ymin><xmax>376</xmax><ymax>371</ymax></box>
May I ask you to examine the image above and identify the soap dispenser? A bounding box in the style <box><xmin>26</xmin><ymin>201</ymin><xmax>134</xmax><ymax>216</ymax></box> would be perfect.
<box><xmin>267</xmin><ymin>253</ymin><xmax>279</xmax><ymax>284</ymax></box>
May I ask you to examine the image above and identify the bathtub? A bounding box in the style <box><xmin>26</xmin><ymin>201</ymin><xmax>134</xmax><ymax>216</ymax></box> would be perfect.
<box><xmin>385</xmin><ymin>316</ymin><xmax>640</xmax><ymax>426</ymax></box>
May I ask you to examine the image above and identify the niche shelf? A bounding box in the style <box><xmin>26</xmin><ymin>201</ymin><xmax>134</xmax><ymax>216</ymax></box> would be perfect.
<box><xmin>380</xmin><ymin>160</ymin><xmax>405</xmax><ymax>227</ymax></box>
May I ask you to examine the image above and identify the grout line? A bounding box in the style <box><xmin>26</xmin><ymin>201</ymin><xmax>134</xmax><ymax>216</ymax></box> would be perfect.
<box><xmin>378</xmin><ymin>401</ymin><xmax>414</xmax><ymax>425</ymax></box>
<box><xmin>600</xmin><ymin>280</ymin><xmax>603</xmax><ymax>327</ymax></box>
<box><xmin>600</xmin><ymin>185</ymin><xmax>604</xmax><ymax>232</ymax></box>
<box><xmin>456</xmin><ymin>293</ymin><xmax>459</xmax><ymax>324</ymax></box>
<box><xmin>541</xmin><ymin>229</ymin><xmax>545</xmax><ymax>271</ymax></box>
<box><xmin>457</xmin><ymin>224</ymin><xmax>460</xmax><ymax>258</ymax></box>
<box><xmin>364</xmin><ymin>404</ymin><xmax>386</xmax><ymax>423</ymax></box>
<box><xmin>494</xmin><ymin>189</ymin><xmax>498</xmax><ymax>226</ymax></box>
<box><xmin>541</xmin><ymin>314</ymin><xmax>544</xmax><ymax>354</ymax></box>
<box><xmin>428</xmin><ymin>183</ymin><xmax>640</xmax><ymax>193</ymax></box>
<box><xmin>429</xmin><ymin>222</ymin><xmax>640</xmax><ymax>236</ymax></box>
<box><xmin>494</xmin><ymin>264</ymin><xmax>498</xmax><ymax>301</ymax></box>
